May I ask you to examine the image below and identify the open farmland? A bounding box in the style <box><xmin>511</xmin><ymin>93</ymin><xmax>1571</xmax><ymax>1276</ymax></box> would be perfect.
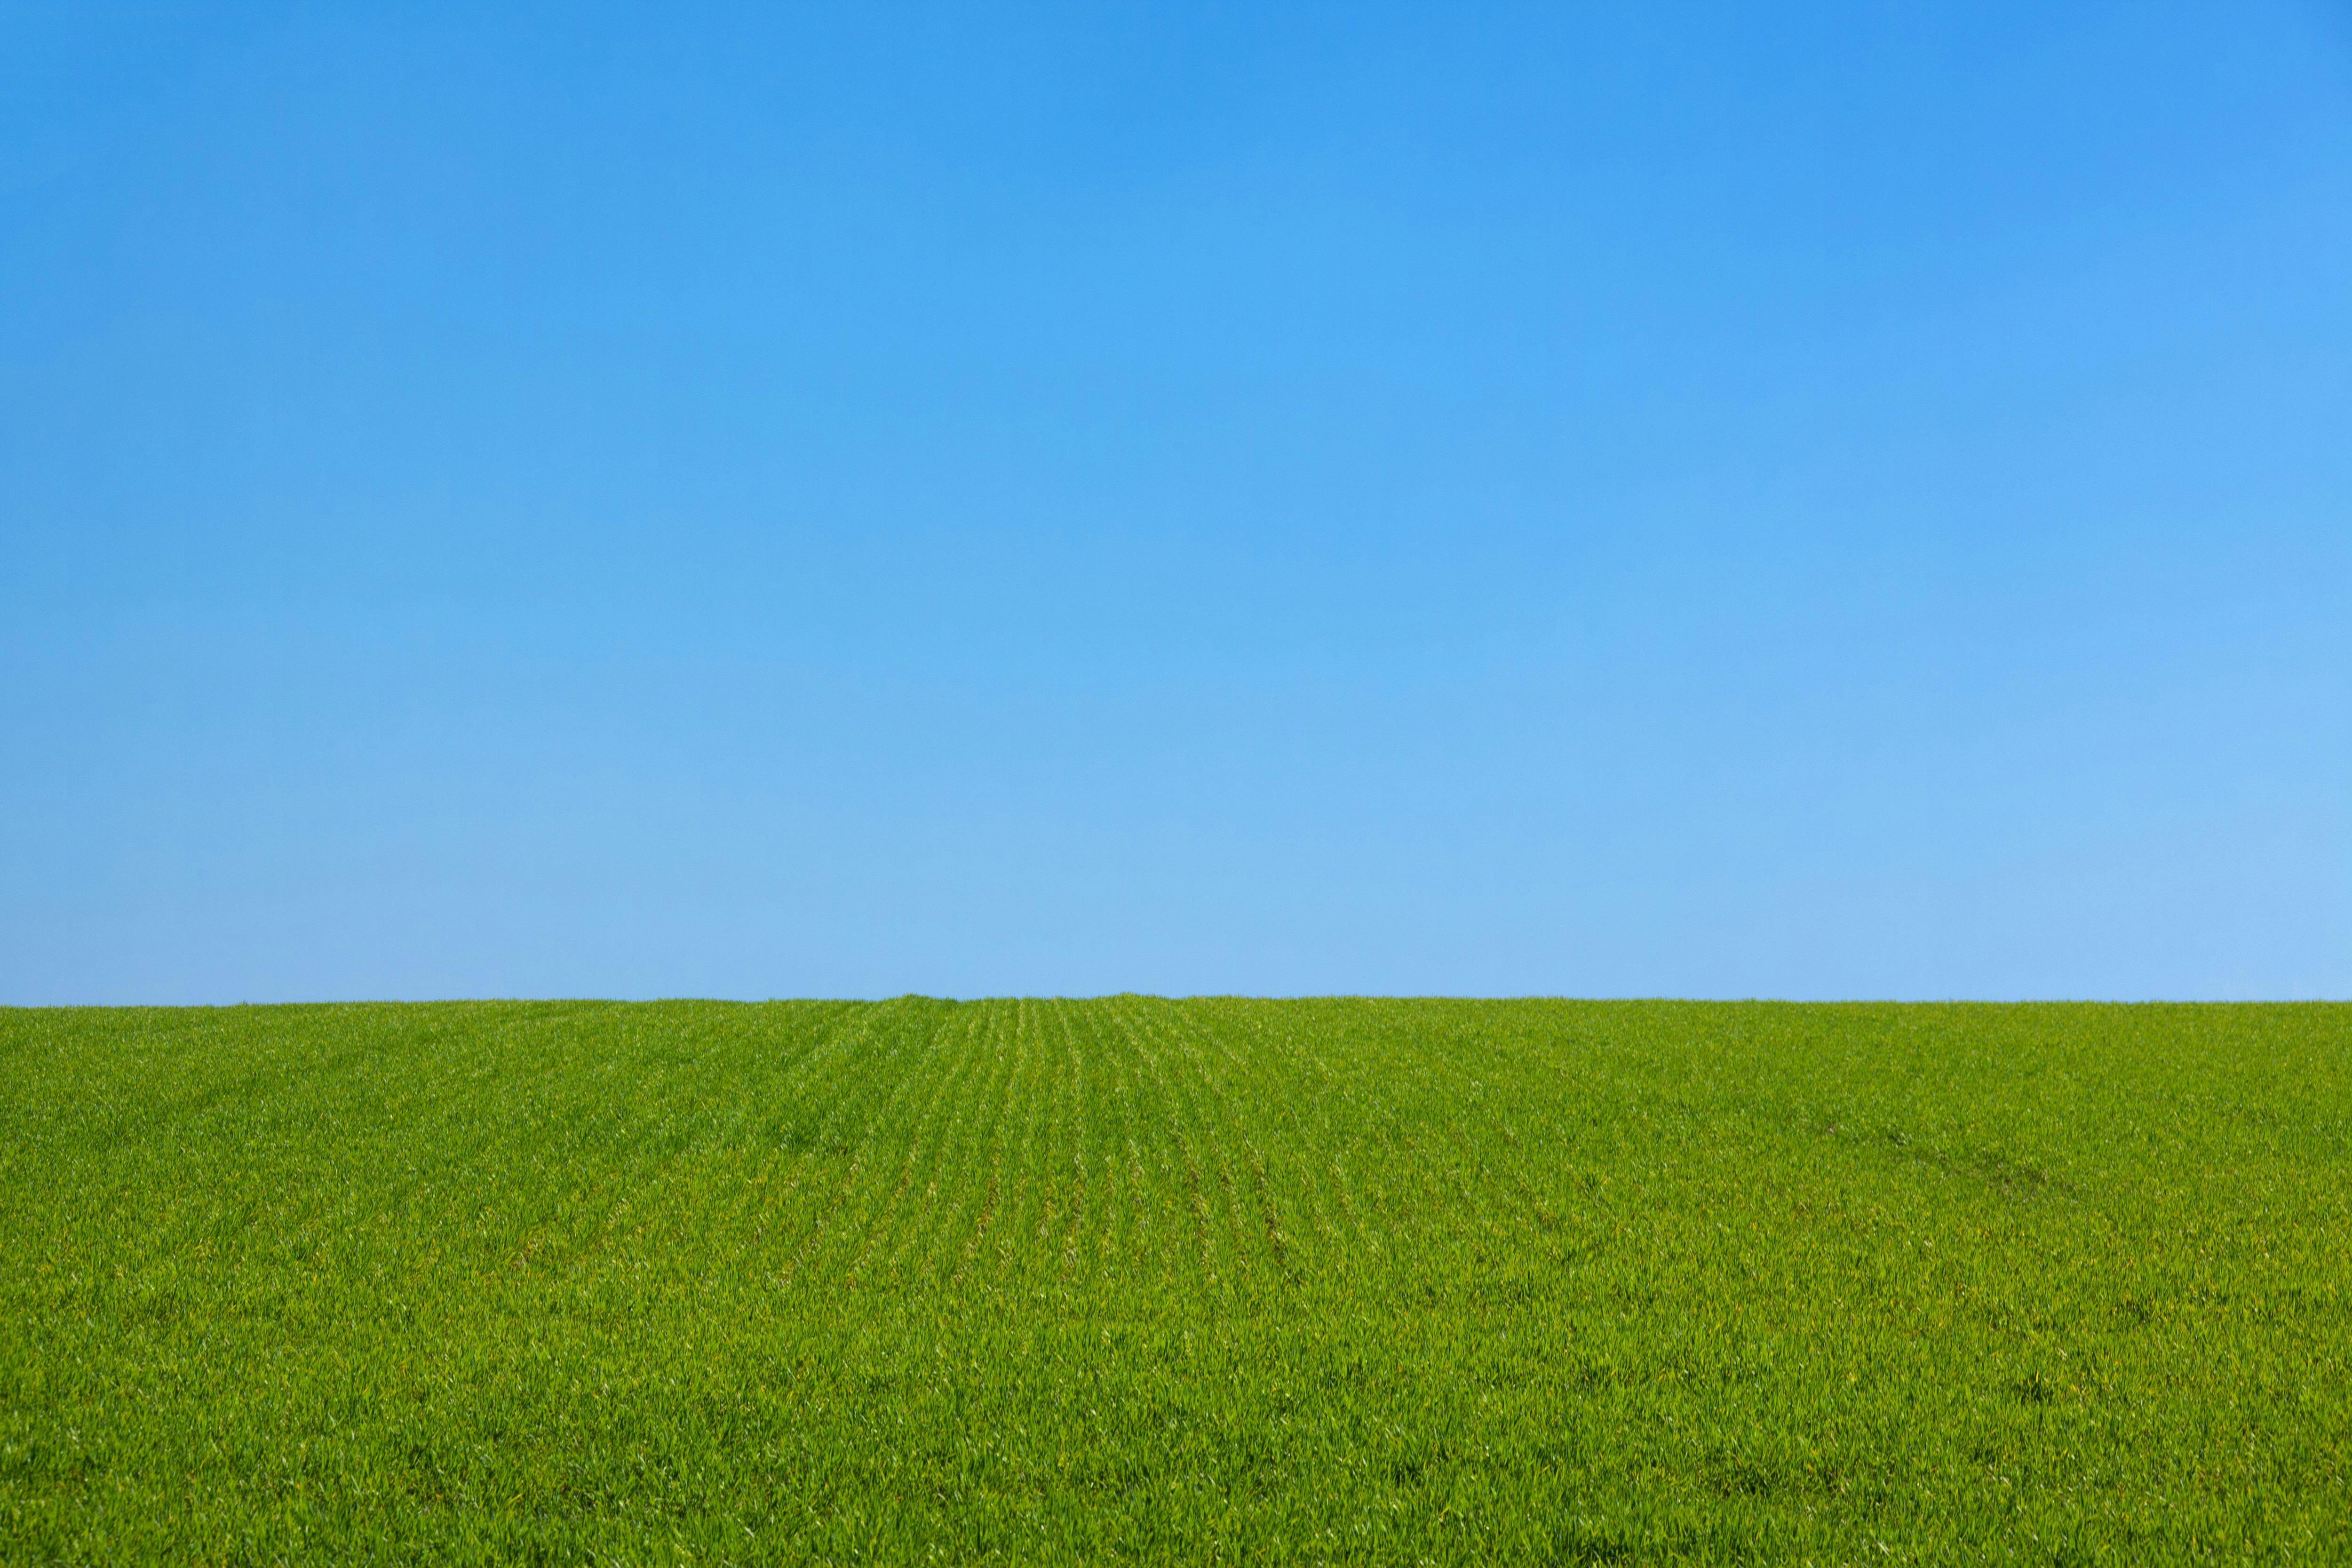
<box><xmin>1</xmin><ymin>998</ymin><xmax>2346</xmax><ymax>1563</ymax></box>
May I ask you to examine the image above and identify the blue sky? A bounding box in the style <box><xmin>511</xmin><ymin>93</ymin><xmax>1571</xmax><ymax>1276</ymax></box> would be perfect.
<box><xmin>5</xmin><ymin>2</ymin><xmax>2347</xmax><ymax>1002</ymax></box>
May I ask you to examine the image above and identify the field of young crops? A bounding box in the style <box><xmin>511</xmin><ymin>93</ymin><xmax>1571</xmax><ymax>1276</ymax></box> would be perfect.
<box><xmin>1</xmin><ymin>998</ymin><xmax>2345</xmax><ymax>1563</ymax></box>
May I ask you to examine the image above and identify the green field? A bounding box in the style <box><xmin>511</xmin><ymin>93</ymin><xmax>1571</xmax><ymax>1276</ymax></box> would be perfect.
<box><xmin>2</xmin><ymin>999</ymin><xmax>2345</xmax><ymax>1563</ymax></box>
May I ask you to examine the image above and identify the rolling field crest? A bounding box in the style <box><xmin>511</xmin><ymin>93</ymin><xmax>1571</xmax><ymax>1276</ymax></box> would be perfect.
<box><xmin>2</xmin><ymin>998</ymin><xmax>2346</xmax><ymax>1562</ymax></box>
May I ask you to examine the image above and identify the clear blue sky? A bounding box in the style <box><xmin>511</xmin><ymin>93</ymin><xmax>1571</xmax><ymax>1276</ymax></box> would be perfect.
<box><xmin>5</xmin><ymin>2</ymin><xmax>2347</xmax><ymax>1003</ymax></box>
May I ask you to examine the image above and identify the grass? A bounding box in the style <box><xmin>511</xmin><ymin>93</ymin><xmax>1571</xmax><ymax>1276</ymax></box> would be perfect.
<box><xmin>1</xmin><ymin>997</ymin><xmax>2346</xmax><ymax>1564</ymax></box>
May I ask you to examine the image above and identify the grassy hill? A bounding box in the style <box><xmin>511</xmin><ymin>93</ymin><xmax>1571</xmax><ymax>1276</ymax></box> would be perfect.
<box><xmin>2</xmin><ymin>998</ymin><xmax>2345</xmax><ymax>1562</ymax></box>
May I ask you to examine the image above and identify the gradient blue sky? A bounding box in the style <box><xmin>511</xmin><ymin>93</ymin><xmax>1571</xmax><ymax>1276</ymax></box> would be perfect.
<box><xmin>5</xmin><ymin>2</ymin><xmax>2348</xmax><ymax>1003</ymax></box>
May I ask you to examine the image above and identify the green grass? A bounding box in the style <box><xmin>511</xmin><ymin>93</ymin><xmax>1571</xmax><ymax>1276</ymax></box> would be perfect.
<box><xmin>2</xmin><ymin>999</ymin><xmax>2346</xmax><ymax>1564</ymax></box>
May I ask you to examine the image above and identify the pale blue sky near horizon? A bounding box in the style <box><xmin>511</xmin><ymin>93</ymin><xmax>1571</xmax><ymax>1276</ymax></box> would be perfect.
<box><xmin>5</xmin><ymin>1</ymin><xmax>2348</xmax><ymax>1003</ymax></box>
